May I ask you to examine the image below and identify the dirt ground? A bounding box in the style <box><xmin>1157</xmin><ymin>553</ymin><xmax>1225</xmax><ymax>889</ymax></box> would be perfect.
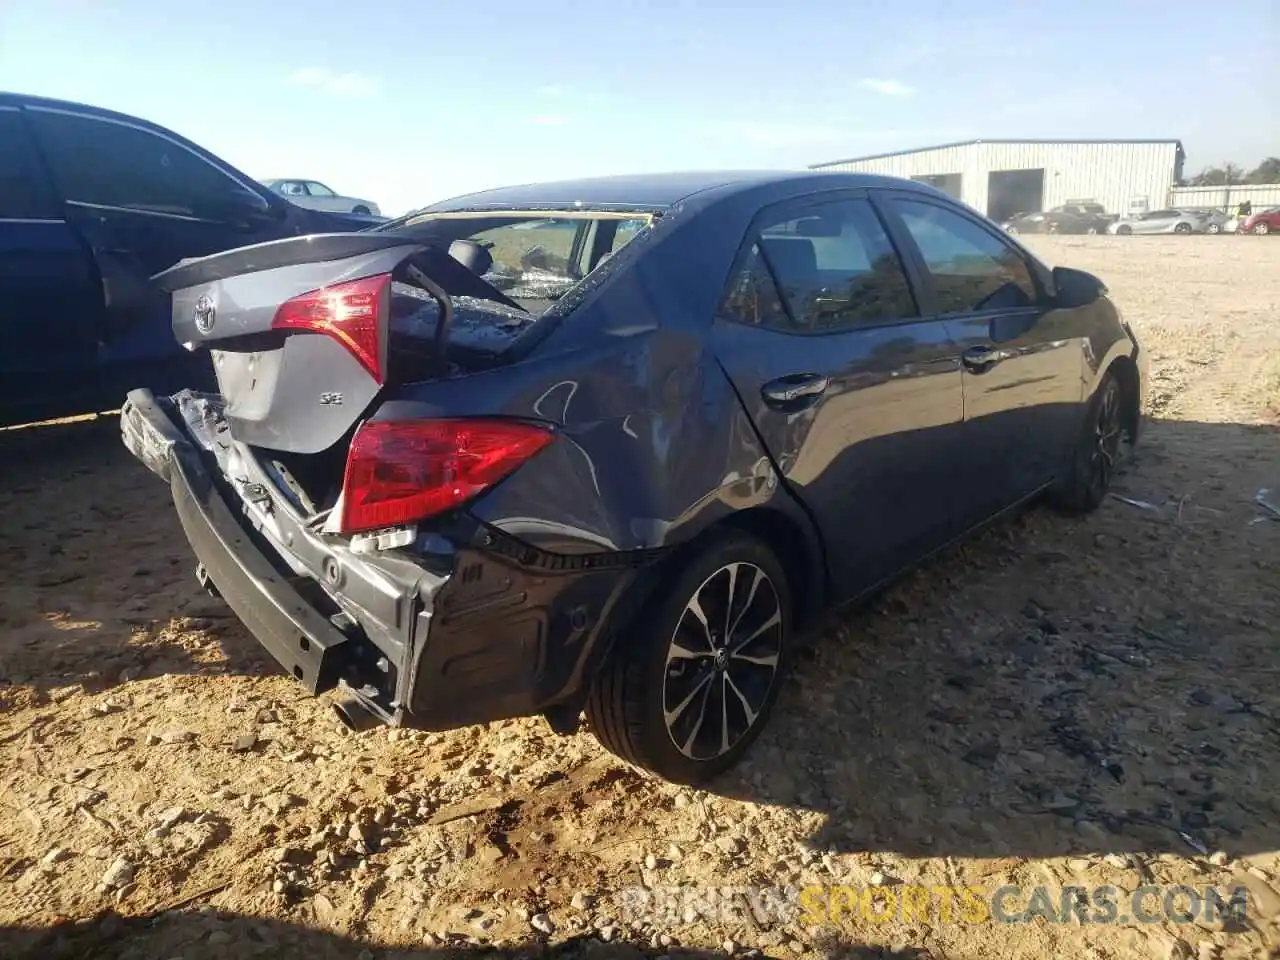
<box><xmin>2</xmin><ymin>235</ymin><xmax>1278</xmax><ymax>960</ymax></box>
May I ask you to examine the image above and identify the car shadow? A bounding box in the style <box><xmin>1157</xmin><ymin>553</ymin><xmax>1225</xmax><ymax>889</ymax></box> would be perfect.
<box><xmin>2</xmin><ymin>415</ymin><xmax>1279</xmax><ymax>870</ymax></box>
<box><xmin>0</xmin><ymin>414</ymin><xmax>287</xmax><ymax>702</ymax></box>
<box><xmin>0</xmin><ymin>909</ymin><xmax>923</xmax><ymax>960</ymax></box>
<box><xmin>705</xmin><ymin>416</ymin><xmax>1280</xmax><ymax>863</ymax></box>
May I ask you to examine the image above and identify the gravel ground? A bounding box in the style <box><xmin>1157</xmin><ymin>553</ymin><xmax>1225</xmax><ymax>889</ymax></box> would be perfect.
<box><xmin>2</xmin><ymin>236</ymin><xmax>1278</xmax><ymax>960</ymax></box>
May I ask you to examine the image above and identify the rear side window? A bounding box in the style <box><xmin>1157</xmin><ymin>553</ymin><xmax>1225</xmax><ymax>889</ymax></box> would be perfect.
<box><xmin>29</xmin><ymin>110</ymin><xmax>261</xmax><ymax>222</ymax></box>
<box><xmin>888</xmin><ymin>198</ymin><xmax>1038</xmax><ymax>313</ymax></box>
<box><xmin>721</xmin><ymin>197</ymin><xmax>918</xmax><ymax>333</ymax></box>
<box><xmin>0</xmin><ymin>110</ymin><xmax>57</xmax><ymax>219</ymax></box>
<box><xmin>720</xmin><ymin>242</ymin><xmax>790</xmax><ymax>328</ymax></box>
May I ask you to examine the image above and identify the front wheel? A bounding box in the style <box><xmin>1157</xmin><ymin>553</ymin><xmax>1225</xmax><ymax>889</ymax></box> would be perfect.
<box><xmin>352</xmin><ymin>205</ymin><xmax>371</xmax><ymax>215</ymax></box>
<box><xmin>1047</xmin><ymin>372</ymin><xmax>1124</xmax><ymax>516</ymax></box>
<box><xmin>1117</xmin><ymin>225</ymin><xmax>1133</xmax><ymax>236</ymax></box>
<box><xmin>585</xmin><ymin>532</ymin><xmax>792</xmax><ymax>784</ymax></box>
<box><xmin>1206</xmin><ymin>223</ymin><xmax>1221</xmax><ymax>234</ymax></box>
<box><xmin>1255</xmin><ymin>222</ymin><xmax>1271</xmax><ymax>235</ymax></box>
<box><xmin>1174</xmin><ymin>222</ymin><xmax>1193</xmax><ymax>234</ymax></box>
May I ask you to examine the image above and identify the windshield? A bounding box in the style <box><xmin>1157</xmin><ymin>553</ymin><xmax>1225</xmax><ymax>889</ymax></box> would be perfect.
<box><xmin>378</xmin><ymin>211</ymin><xmax>652</xmax><ymax>312</ymax></box>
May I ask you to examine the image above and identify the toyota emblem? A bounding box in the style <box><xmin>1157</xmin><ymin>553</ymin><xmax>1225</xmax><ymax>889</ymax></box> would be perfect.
<box><xmin>193</xmin><ymin>295</ymin><xmax>216</xmax><ymax>334</ymax></box>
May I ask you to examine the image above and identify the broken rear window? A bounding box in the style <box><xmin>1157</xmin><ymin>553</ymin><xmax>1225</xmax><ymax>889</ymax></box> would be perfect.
<box><xmin>381</xmin><ymin>212</ymin><xmax>652</xmax><ymax>312</ymax></box>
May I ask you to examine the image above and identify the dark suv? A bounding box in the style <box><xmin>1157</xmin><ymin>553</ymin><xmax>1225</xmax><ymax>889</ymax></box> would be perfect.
<box><xmin>0</xmin><ymin>93</ymin><xmax>379</xmax><ymax>427</ymax></box>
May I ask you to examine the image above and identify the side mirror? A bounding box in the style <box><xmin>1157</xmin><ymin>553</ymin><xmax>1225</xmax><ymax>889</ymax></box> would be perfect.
<box><xmin>1052</xmin><ymin>265</ymin><xmax>1106</xmax><ymax>309</ymax></box>
<box><xmin>224</xmin><ymin>188</ymin><xmax>282</xmax><ymax>228</ymax></box>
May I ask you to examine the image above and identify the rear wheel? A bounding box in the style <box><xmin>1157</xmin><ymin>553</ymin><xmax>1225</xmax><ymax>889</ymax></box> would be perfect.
<box><xmin>1048</xmin><ymin>372</ymin><xmax>1124</xmax><ymax>516</ymax></box>
<box><xmin>1206</xmin><ymin>223</ymin><xmax>1221</xmax><ymax>235</ymax></box>
<box><xmin>352</xmin><ymin>205</ymin><xmax>371</xmax><ymax>215</ymax></box>
<box><xmin>585</xmin><ymin>532</ymin><xmax>792</xmax><ymax>784</ymax></box>
<box><xmin>1117</xmin><ymin>225</ymin><xmax>1132</xmax><ymax>236</ymax></box>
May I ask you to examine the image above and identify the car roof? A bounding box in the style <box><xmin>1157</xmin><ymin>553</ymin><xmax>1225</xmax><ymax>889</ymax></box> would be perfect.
<box><xmin>0</xmin><ymin>90</ymin><xmax>265</xmax><ymax>193</ymax></box>
<box><xmin>425</xmin><ymin>170</ymin><xmax>921</xmax><ymax>212</ymax></box>
<box><xmin>1</xmin><ymin>91</ymin><xmax>174</xmax><ymax>129</ymax></box>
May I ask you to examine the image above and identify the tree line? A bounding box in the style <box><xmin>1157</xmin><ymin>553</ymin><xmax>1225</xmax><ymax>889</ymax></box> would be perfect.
<box><xmin>1180</xmin><ymin>157</ymin><xmax>1280</xmax><ymax>187</ymax></box>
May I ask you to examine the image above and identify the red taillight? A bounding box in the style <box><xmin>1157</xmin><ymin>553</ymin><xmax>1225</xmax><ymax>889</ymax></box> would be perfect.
<box><xmin>339</xmin><ymin>419</ymin><xmax>555</xmax><ymax>534</ymax></box>
<box><xmin>272</xmin><ymin>273</ymin><xmax>390</xmax><ymax>383</ymax></box>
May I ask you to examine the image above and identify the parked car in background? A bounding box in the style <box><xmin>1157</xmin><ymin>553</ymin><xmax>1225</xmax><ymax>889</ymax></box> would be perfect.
<box><xmin>1193</xmin><ymin>209</ymin><xmax>1232</xmax><ymax>234</ymax></box>
<box><xmin>1004</xmin><ymin>203</ymin><xmax>1112</xmax><ymax>235</ymax></box>
<box><xmin>0</xmin><ymin>93</ymin><xmax>382</xmax><ymax>427</ymax></box>
<box><xmin>1107</xmin><ymin>209</ymin><xmax>1208</xmax><ymax>235</ymax></box>
<box><xmin>121</xmin><ymin>170</ymin><xmax>1147</xmax><ymax>783</ymax></box>
<box><xmin>262</xmin><ymin>178</ymin><xmax>382</xmax><ymax>217</ymax></box>
<box><xmin>1238</xmin><ymin>207</ymin><xmax>1280</xmax><ymax>235</ymax></box>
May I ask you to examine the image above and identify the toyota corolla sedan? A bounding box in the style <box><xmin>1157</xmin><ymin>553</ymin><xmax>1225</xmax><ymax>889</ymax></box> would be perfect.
<box><xmin>121</xmin><ymin>171</ymin><xmax>1146</xmax><ymax>784</ymax></box>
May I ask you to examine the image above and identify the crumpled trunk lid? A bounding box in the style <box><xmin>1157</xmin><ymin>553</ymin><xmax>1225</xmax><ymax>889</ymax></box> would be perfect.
<box><xmin>152</xmin><ymin>233</ymin><xmax>524</xmax><ymax>455</ymax></box>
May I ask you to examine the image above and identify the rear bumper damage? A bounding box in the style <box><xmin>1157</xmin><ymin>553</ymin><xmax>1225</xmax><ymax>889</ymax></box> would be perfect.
<box><xmin>122</xmin><ymin>388</ymin><xmax>394</xmax><ymax>707</ymax></box>
<box><xmin>120</xmin><ymin>388</ymin><xmax>649</xmax><ymax>731</ymax></box>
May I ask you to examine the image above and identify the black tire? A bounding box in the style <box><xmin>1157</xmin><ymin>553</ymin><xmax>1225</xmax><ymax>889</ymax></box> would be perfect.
<box><xmin>1174</xmin><ymin>222</ymin><xmax>1193</xmax><ymax>234</ymax></box>
<box><xmin>1117</xmin><ymin>225</ymin><xmax>1132</xmax><ymax>236</ymax></box>
<box><xmin>585</xmin><ymin>531</ymin><xmax>792</xmax><ymax>784</ymax></box>
<box><xmin>1255</xmin><ymin>222</ymin><xmax>1271</xmax><ymax>236</ymax></box>
<box><xmin>1048</xmin><ymin>372</ymin><xmax>1124</xmax><ymax>516</ymax></box>
<box><xmin>352</xmin><ymin>205</ymin><xmax>371</xmax><ymax>215</ymax></box>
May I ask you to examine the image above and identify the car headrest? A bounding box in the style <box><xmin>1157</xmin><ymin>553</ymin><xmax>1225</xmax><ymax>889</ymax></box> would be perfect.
<box><xmin>760</xmin><ymin>237</ymin><xmax>817</xmax><ymax>279</ymax></box>
<box><xmin>448</xmin><ymin>239</ymin><xmax>494</xmax><ymax>277</ymax></box>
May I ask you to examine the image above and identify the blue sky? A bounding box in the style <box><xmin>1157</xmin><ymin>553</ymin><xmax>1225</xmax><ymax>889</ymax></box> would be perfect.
<box><xmin>1</xmin><ymin>1</ymin><xmax>1275</xmax><ymax>216</ymax></box>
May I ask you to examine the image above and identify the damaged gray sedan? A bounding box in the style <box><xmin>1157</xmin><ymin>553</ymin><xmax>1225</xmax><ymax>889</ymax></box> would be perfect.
<box><xmin>122</xmin><ymin>171</ymin><xmax>1146</xmax><ymax>783</ymax></box>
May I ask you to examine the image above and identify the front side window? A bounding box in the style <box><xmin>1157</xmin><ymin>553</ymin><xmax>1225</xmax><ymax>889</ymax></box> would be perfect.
<box><xmin>30</xmin><ymin>111</ymin><xmax>263</xmax><ymax>221</ymax></box>
<box><xmin>306</xmin><ymin>181</ymin><xmax>337</xmax><ymax>197</ymax></box>
<box><xmin>721</xmin><ymin>197</ymin><xmax>917</xmax><ymax>332</ymax></box>
<box><xmin>889</xmin><ymin>198</ymin><xmax>1038</xmax><ymax>313</ymax></box>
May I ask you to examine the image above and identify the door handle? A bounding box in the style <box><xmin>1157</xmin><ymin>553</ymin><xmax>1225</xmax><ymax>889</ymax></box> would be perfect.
<box><xmin>961</xmin><ymin>345</ymin><xmax>1004</xmax><ymax>373</ymax></box>
<box><xmin>761</xmin><ymin>373</ymin><xmax>829</xmax><ymax>407</ymax></box>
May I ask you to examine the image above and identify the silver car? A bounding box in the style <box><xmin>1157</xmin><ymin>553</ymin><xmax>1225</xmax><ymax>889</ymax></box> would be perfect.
<box><xmin>1188</xmin><ymin>209</ymin><xmax>1233</xmax><ymax>234</ymax></box>
<box><xmin>1107</xmin><ymin>208</ymin><xmax>1207</xmax><ymax>235</ymax></box>
<box><xmin>261</xmin><ymin>178</ymin><xmax>381</xmax><ymax>217</ymax></box>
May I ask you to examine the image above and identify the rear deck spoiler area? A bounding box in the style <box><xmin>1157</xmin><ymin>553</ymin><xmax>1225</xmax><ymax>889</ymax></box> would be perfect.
<box><xmin>152</xmin><ymin>231</ymin><xmax>523</xmax><ymax>312</ymax></box>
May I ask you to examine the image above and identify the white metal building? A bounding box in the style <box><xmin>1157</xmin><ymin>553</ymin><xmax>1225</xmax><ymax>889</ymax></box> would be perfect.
<box><xmin>811</xmin><ymin>139</ymin><xmax>1185</xmax><ymax>222</ymax></box>
<box><xmin>1171</xmin><ymin>183</ymin><xmax>1280</xmax><ymax>211</ymax></box>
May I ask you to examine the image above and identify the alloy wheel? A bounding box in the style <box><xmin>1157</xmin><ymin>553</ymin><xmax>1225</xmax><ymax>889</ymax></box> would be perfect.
<box><xmin>1256</xmin><ymin>223</ymin><xmax>1270</xmax><ymax>235</ymax></box>
<box><xmin>662</xmin><ymin>562</ymin><xmax>783</xmax><ymax>761</ymax></box>
<box><xmin>1089</xmin><ymin>380</ymin><xmax>1123</xmax><ymax>501</ymax></box>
